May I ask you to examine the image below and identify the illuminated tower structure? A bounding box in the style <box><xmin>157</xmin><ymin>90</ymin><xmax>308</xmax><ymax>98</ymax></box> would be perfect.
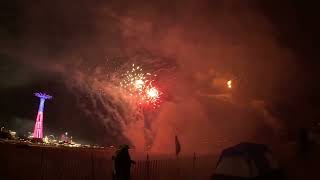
<box><xmin>33</xmin><ymin>92</ymin><xmax>52</xmax><ymax>139</ymax></box>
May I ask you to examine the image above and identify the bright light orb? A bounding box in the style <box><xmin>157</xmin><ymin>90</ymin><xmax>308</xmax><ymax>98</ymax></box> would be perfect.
<box><xmin>147</xmin><ymin>87</ymin><xmax>159</xmax><ymax>98</ymax></box>
<box><xmin>135</xmin><ymin>79</ymin><xmax>144</xmax><ymax>89</ymax></box>
<box><xmin>227</xmin><ymin>80</ymin><xmax>232</xmax><ymax>89</ymax></box>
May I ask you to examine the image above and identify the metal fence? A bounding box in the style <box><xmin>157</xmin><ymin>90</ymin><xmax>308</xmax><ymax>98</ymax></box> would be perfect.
<box><xmin>0</xmin><ymin>144</ymin><xmax>217</xmax><ymax>180</ymax></box>
<box><xmin>131</xmin><ymin>154</ymin><xmax>217</xmax><ymax>180</ymax></box>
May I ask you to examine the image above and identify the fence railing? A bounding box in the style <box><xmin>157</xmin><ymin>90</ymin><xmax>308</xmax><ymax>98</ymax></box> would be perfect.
<box><xmin>0</xmin><ymin>145</ymin><xmax>217</xmax><ymax>180</ymax></box>
<box><xmin>130</xmin><ymin>154</ymin><xmax>217</xmax><ymax>180</ymax></box>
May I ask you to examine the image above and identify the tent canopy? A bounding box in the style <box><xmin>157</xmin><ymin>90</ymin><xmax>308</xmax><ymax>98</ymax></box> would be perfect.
<box><xmin>214</xmin><ymin>142</ymin><xmax>279</xmax><ymax>178</ymax></box>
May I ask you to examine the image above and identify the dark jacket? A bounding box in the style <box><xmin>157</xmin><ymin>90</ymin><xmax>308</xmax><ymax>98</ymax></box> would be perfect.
<box><xmin>114</xmin><ymin>148</ymin><xmax>135</xmax><ymax>180</ymax></box>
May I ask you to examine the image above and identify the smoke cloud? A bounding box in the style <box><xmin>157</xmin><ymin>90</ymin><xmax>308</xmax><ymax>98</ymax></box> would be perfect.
<box><xmin>0</xmin><ymin>0</ymin><xmax>300</xmax><ymax>154</ymax></box>
<box><xmin>106</xmin><ymin>0</ymin><xmax>295</xmax><ymax>154</ymax></box>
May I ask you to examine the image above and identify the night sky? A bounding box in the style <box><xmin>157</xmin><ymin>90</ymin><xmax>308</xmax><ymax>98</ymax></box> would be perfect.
<box><xmin>0</xmin><ymin>0</ymin><xmax>319</xmax><ymax>152</ymax></box>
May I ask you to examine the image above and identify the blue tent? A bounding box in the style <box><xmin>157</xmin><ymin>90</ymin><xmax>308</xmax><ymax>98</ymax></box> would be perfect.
<box><xmin>212</xmin><ymin>143</ymin><xmax>283</xmax><ymax>180</ymax></box>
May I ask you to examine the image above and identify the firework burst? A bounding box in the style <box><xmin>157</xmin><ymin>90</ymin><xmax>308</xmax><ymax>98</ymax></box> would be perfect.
<box><xmin>120</xmin><ymin>64</ymin><xmax>161</xmax><ymax>107</ymax></box>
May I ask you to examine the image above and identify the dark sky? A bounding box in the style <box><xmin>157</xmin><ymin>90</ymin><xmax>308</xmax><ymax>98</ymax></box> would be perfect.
<box><xmin>0</xmin><ymin>0</ymin><xmax>319</xmax><ymax>151</ymax></box>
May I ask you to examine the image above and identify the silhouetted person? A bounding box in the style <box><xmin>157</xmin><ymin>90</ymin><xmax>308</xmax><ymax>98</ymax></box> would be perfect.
<box><xmin>299</xmin><ymin>127</ymin><xmax>311</xmax><ymax>157</ymax></box>
<box><xmin>112</xmin><ymin>155</ymin><xmax>116</xmax><ymax>180</ymax></box>
<box><xmin>113</xmin><ymin>144</ymin><xmax>135</xmax><ymax>180</ymax></box>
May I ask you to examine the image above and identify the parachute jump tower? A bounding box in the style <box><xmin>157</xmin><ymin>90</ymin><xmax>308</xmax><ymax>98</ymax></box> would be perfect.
<box><xmin>33</xmin><ymin>92</ymin><xmax>52</xmax><ymax>139</ymax></box>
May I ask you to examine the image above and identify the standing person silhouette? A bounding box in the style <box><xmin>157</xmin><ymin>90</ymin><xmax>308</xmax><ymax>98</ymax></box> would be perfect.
<box><xmin>299</xmin><ymin>127</ymin><xmax>312</xmax><ymax>158</ymax></box>
<box><xmin>114</xmin><ymin>144</ymin><xmax>136</xmax><ymax>180</ymax></box>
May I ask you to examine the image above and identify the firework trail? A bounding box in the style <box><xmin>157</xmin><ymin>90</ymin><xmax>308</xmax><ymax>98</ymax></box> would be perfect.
<box><xmin>65</xmin><ymin>56</ymin><xmax>175</xmax><ymax>150</ymax></box>
<box><xmin>120</xmin><ymin>63</ymin><xmax>161</xmax><ymax>108</ymax></box>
